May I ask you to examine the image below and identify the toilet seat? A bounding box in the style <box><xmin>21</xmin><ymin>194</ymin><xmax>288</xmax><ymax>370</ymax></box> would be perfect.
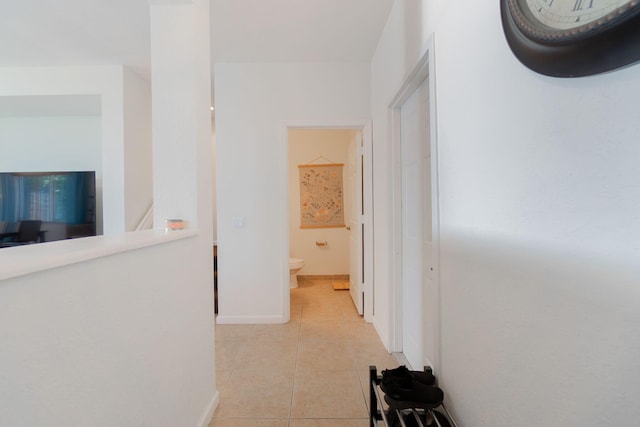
<box><xmin>290</xmin><ymin>258</ymin><xmax>304</xmax><ymax>269</ymax></box>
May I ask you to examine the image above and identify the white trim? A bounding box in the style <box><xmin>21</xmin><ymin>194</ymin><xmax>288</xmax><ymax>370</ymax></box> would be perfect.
<box><xmin>215</xmin><ymin>314</ymin><xmax>286</xmax><ymax>324</ymax></box>
<box><xmin>388</xmin><ymin>54</ymin><xmax>431</xmax><ymax>108</ymax></box>
<box><xmin>430</xmin><ymin>37</ymin><xmax>442</xmax><ymax>375</ymax></box>
<box><xmin>196</xmin><ymin>390</ymin><xmax>219</xmax><ymax>427</ymax></box>
<box><xmin>0</xmin><ymin>229</ymin><xmax>198</xmax><ymax>282</ymax></box>
<box><xmin>148</xmin><ymin>0</ymin><xmax>193</xmax><ymax>5</ymax></box>
<box><xmin>135</xmin><ymin>203</ymin><xmax>154</xmax><ymax>230</ymax></box>
<box><xmin>284</xmin><ymin>120</ymin><xmax>370</xmax><ymax>130</ymax></box>
<box><xmin>362</xmin><ymin>121</ymin><xmax>374</xmax><ymax>323</ymax></box>
<box><xmin>281</xmin><ymin>119</ymin><xmax>374</xmax><ymax>323</ymax></box>
<box><xmin>280</xmin><ymin>122</ymin><xmax>291</xmax><ymax>324</ymax></box>
<box><xmin>390</xmin><ymin>107</ymin><xmax>403</xmax><ymax>353</ymax></box>
<box><xmin>388</xmin><ymin>35</ymin><xmax>442</xmax><ymax>371</ymax></box>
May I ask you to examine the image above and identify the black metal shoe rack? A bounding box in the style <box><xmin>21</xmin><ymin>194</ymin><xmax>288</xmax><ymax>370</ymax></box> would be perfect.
<box><xmin>369</xmin><ymin>366</ymin><xmax>452</xmax><ymax>427</ymax></box>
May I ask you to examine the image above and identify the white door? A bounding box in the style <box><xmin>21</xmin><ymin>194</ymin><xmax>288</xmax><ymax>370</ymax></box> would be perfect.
<box><xmin>400</xmin><ymin>78</ymin><xmax>435</xmax><ymax>370</ymax></box>
<box><xmin>348</xmin><ymin>131</ymin><xmax>364</xmax><ymax>314</ymax></box>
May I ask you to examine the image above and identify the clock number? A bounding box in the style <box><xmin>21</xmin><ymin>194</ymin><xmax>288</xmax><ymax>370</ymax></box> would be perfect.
<box><xmin>573</xmin><ymin>0</ymin><xmax>594</xmax><ymax>11</ymax></box>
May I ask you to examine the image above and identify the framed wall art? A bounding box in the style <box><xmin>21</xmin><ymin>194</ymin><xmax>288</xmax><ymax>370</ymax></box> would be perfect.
<box><xmin>298</xmin><ymin>163</ymin><xmax>345</xmax><ymax>229</ymax></box>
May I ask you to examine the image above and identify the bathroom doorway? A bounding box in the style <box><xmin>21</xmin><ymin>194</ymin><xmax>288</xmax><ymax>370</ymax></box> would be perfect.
<box><xmin>285</xmin><ymin>122</ymin><xmax>372</xmax><ymax>319</ymax></box>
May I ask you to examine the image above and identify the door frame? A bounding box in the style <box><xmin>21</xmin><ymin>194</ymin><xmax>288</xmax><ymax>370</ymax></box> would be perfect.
<box><xmin>281</xmin><ymin>119</ymin><xmax>374</xmax><ymax>322</ymax></box>
<box><xmin>389</xmin><ymin>36</ymin><xmax>441</xmax><ymax>370</ymax></box>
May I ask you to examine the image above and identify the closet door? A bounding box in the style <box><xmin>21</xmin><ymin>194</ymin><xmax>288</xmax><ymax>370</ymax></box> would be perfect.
<box><xmin>400</xmin><ymin>78</ymin><xmax>434</xmax><ymax>369</ymax></box>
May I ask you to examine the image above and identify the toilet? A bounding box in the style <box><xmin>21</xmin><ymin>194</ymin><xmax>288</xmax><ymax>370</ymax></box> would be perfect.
<box><xmin>289</xmin><ymin>257</ymin><xmax>305</xmax><ymax>288</ymax></box>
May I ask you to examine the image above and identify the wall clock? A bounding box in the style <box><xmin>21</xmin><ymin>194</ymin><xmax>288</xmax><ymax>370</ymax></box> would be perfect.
<box><xmin>501</xmin><ymin>0</ymin><xmax>640</xmax><ymax>77</ymax></box>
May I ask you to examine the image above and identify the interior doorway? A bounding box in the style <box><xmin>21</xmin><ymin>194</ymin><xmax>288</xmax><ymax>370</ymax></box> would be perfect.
<box><xmin>283</xmin><ymin>122</ymin><xmax>373</xmax><ymax>321</ymax></box>
<box><xmin>390</xmin><ymin>44</ymin><xmax>441</xmax><ymax>371</ymax></box>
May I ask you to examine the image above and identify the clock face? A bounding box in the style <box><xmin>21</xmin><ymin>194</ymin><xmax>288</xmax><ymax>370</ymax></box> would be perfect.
<box><xmin>501</xmin><ymin>0</ymin><xmax>640</xmax><ymax>76</ymax></box>
<box><xmin>526</xmin><ymin>0</ymin><xmax>636</xmax><ymax>30</ymax></box>
<box><xmin>511</xmin><ymin>0</ymin><xmax>640</xmax><ymax>42</ymax></box>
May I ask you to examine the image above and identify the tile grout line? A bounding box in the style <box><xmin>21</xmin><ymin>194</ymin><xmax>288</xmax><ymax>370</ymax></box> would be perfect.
<box><xmin>212</xmin><ymin>279</ymin><xmax>393</xmax><ymax>426</ymax></box>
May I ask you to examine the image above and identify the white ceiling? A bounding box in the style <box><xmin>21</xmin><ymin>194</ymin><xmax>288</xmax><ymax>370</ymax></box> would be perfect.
<box><xmin>210</xmin><ymin>0</ymin><xmax>395</xmax><ymax>62</ymax></box>
<box><xmin>0</xmin><ymin>0</ymin><xmax>394</xmax><ymax>77</ymax></box>
<box><xmin>0</xmin><ymin>0</ymin><xmax>151</xmax><ymax>76</ymax></box>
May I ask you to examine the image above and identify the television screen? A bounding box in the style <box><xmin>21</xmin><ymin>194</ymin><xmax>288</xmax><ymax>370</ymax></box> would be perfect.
<box><xmin>0</xmin><ymin>171</ymin><xmax>97</xmax><ymax>244</ymax></box>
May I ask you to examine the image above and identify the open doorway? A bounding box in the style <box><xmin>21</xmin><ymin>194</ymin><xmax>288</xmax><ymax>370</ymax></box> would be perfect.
<box><xmin>284</xmin><ymin>122</ymin><xmax>373</xmax><ymax>321</ymax></box>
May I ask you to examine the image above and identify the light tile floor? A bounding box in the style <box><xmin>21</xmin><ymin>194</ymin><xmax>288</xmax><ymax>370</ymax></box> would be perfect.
<box><xmin>211</xmin><ymin>278</ymin><xmax>400</xmax><ymax>427</ymax></box>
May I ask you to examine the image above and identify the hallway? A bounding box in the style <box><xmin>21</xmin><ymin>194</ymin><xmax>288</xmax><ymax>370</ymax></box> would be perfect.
<box><xmin>211</xmin><ymin>279</ymin><xmax>399</xmax><ymax>426</ymax></box>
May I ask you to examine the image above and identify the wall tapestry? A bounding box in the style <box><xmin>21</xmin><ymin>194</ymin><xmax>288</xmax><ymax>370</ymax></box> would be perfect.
<box><xmin>298</xmin><ymin>163</ymin><xmax>345</xmax><ymax>228</ymax></box>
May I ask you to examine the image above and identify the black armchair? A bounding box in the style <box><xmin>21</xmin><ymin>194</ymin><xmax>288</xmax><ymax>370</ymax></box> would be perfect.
<box><xmin>0</xmin><ymin>220</ymin><xmax>43</xmax><ymax>247</ymax></box>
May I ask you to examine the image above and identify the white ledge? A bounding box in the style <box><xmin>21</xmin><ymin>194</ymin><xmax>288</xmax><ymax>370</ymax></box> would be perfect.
<box><xmin>0</xmin><ymin>229</ymin><xmax>198</xmax><ymax>281</ymax></box>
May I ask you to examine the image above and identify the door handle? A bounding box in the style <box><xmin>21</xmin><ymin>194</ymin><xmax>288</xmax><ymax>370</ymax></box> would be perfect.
<box><xmin>346</xmin><ymin>226</ymin><xmax>351</xmax><ymax>230</ymax></box>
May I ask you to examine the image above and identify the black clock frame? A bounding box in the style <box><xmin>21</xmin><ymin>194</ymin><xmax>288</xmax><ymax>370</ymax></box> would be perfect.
<box><xmin>501</xmin><ymin>0</ymin><xmax>640</xmax><ymax>77</ymax></box>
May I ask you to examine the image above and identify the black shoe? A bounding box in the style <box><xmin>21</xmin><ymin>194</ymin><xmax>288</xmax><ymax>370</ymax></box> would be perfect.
<box><xmin>382</xmin><ymin>365</ymin><xmax>436</xmax><ymax>386</ymax></box>
<box><xmin>383</xmin><ymin>387</ymin><xmax>444</xmax><ymax>409</ymax></box>
<box><xmin>380</xmin><ymin>367</ymin><xmax>443</xmax><ymax>405</ymax></box>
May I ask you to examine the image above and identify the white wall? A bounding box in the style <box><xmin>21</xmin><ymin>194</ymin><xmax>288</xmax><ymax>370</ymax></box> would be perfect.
<box><xmin>0</xmin><ymin>237</ymin><xmax>215</xmax><ymax>427</ymax></box>
<box><xmin>211</xmin><ymin>128</ymin><xmax>217</xmax><ymax>242</ymax></box>
<box><xmin>0</xmin><ymin>0</ymin><xmax>215</xmax><ymax>424</ymax></box>
<box><xmin>0</xmin><ymin>114</ymin><xmax>104</xmax><ymax>234</ymax></box>
<box><xmin>214</xmin><ymin>62</ymin><xmax>370</xmax><ymax>323</ymax></box>
<box><xmin>123</xmin><ymin>68</ymin><xmax>153</xmax><ymax>231</ymax></box>
<box><xmin>0</xmin><ymin>116</ymin><xmax>101</xmax><ymax>172</ymax></box>
<box><xmin>288</xmin><ymin>128</ymin><xmax>355</xmax><ymax>276</ymax></box>
<box><xmin>371</xmin><ymin>0</ymin><xmax>640</xmax><ymax>425</ymax></box>
<box><xmin>0</xmin><ymin>66</ymin><xmax>152</xmax><ymax>234</ymax></box>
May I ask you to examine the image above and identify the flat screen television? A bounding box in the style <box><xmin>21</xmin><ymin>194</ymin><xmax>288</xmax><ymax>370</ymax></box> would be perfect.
<box><xmin>0</xmin><ymin>171</ymin><xmax>97</xmax><ymax>243</ymax></box>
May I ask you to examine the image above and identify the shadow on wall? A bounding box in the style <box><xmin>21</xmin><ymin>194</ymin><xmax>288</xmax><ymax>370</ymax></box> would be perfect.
<box><xmin>439</xmin><ymin>229</ymin><xmax>640</xmax><ymax>425</ymax></box>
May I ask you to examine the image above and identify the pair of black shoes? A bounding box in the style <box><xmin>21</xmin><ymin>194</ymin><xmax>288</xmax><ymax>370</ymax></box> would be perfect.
<box><xmin>380</xmin><ymin>366</ymin><xmax>443</xmax><ymax>408</ymax></box>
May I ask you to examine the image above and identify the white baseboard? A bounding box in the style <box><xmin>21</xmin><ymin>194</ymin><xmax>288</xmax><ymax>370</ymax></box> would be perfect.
<box><xmin>215</xmin><ymin>314</ymin><xmax>286</xmax><ymax>324</ymax></box>
<box><xmin>196</xmin><ymin>390</ymin><xmax>219</xmax><ymax>427</ymax></box>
